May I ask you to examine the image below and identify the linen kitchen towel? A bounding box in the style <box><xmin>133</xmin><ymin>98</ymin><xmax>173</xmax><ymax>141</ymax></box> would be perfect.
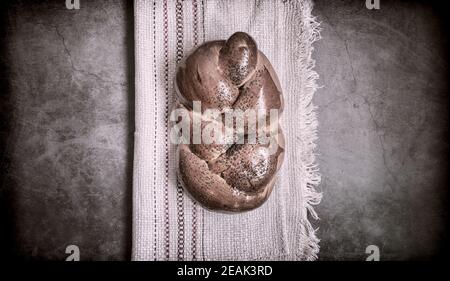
<box><xmin>133</xmin><ymin>0</ymin><xmax>322</xmax><ymax>261</ymax></box>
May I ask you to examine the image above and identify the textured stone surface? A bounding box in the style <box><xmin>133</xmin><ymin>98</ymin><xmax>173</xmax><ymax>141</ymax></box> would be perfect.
<box><xmin>0</xmin><ymin>0</ymin><xmax>134</xmax><ymax>260</ymax></box>
<box><xmin>0</xmin><ymin>0</ymin><xmax>447</xmax><ymax>260</ymax></box>
<box><xmin>314</xmin><ymin>0</ymin><xmax>448</xmax><ymax>260</ymax></box>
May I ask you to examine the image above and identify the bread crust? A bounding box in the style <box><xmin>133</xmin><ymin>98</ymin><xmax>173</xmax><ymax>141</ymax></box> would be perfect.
<box><xmin>174</xmin><ymin>32</ymin><xmax>285</xmax><ymax>212</ymax></box>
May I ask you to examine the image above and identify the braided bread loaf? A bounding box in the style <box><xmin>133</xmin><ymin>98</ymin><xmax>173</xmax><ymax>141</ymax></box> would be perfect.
<box><xmin>173</xmin><ymin>32</ymin><xmax>284</xmax><ymax>212</ymax></box>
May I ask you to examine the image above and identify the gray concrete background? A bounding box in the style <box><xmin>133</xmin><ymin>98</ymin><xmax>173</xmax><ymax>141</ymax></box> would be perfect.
<box><xmin>0</xmin><ymin>0</ymin><xmax>447</xmax><ymax>260</ymax></box>
<box><xmin>314</xmin><ymin>0</ymin><xmax>448</xmax><ymax>260</ymax></box>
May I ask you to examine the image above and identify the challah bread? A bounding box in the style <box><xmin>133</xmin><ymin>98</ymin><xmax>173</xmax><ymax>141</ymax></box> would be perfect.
<box><xmin>174</xmin><ymin>32</ymin><xmax>285</xmax><ymax>212</ymax></box>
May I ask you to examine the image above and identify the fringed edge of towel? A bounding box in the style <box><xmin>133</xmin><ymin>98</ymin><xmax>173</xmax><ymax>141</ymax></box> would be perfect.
<box><xmin>293</xmin><ymin>0</ymin><xmax>323</xmax><ymax>261</ymax></box>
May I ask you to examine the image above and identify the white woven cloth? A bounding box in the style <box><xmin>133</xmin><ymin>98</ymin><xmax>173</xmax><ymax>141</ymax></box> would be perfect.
<box><xmin>133</xmin><ymin>0</ymin><xmax>322</xmax><ymax>261</ymax></box>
